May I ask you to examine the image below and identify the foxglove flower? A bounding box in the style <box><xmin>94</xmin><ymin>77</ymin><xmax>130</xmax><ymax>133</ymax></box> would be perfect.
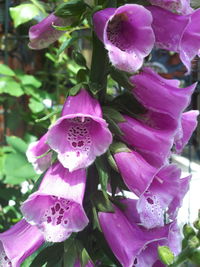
<box><xmin>131</xmin><ymin>67</ymin><xmax>196</xmax><ymax>127</ymax></box>
<box><xmin>99</xmin><ymin>201</ymin><xmax>180</xmax><ymax>267</ymax></box>
<box><xmin>122</xmin><ymin>199</ymin><xmax>181</xmax><ymax>266</ymax></box>
<box><xmin>137</xmin><ymin>164</ymin><xmax>190</xmax><ymax>229</ymax></box>
<box><xmin>0</xmin><ymin>219</ymin><xmax>44</xmax><ymax>267</ymax></box>
<box><xmin>46</xmin><ymin>90</ymin><xmax>112</xmax><ymax>172</ymax></box>
<box><xmin>148</xmin><ymin>0</ymin><xmax>193</xmax><ymax>15</ymax></box>
<box><xmin>26</xmin><ymin>133</ymin><xmax>52</xmax><ymax>174</ymax></box>
<box><xmin>118</xmin><ymin>115</ymin><xmax>173</xmax><ymax>167</ymax></box>
<box><xmin>93</xmin><ymin>4</ymin><xmax>155</xmax><ymax>73</ymax></box>
<box><xmin>148</xmin><ymin>6</ymin><xmax>200</xmax><ymax>73</ymax></box>
<box><xmin>29</xmin><ymin>13</ymin><xmax>69</xmax><ymax>49</ymax></box>
<box><xmin>21</xmin><ymin>162</ymin><xmax>89</xmax><ymax>242</ymax></box>
<box><xmin>174</xmin><ymin>110</ymin><xmax>199</xmax><ymax>153</ymax></box>
<box><xmin>114</xmin><ymin>150</ymin><xmax>158</xmax><ymax>196</ymax></box>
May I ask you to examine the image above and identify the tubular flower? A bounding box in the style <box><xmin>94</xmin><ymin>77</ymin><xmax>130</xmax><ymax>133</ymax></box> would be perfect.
<box><xmin>21</xmin><ymin>162</ymin><xmax>89</xmax><ymax>242</ymax></box>
<box><xmin>118</xmin><ymin>115</ymin><xmax>174</xmax><ymax>168</ymax></box>
<box><xmin>174</xmin><ymin>110</ymin><xmax>199</xmax><ymax>153</ymax></box>
<box><xmin>137</xmin><ymin>164</ymin><xmax>190</xmax><ymax>229</ymax></box>
<box><xmin>99</xmin><ymin>201</ymin><xmax>180</xmax><ymax>267</ymax></box>
<box><xmin>29</xmin><ymin>13</ymin><xmax>69</xmax><ymax>49</ymax></box>
<box><xmin>130</xmin><ymin>67</ymin><xmax>196</xmax><ymax>127</ymax></box>
<box><xmin>93</xmin><ymin>4</ymin><xmax>155</xmax><ymax>73</ymax></box>
<box><xmin>114</xmin><ymin>150</ymin><xmax>159</xmax><ymax>196</ymax></box>
<box><xmin>26</xmin><ymin>133</ymin><xmax>52</xmax><ymax>174</ymax></box>
<box><xmin>122</xmin><ymin>199</ymin><xmax>181</xmax><ymax>266</ymax></box>
<box><xmin>148</xmin><ymin>0</ymin><xmax>193</xmax><ymax>15</ymax></box>
<box><xmin>0</xmin><ymin>219</ymin><xmax>44</xmax><ymax>267</ymax></box>
<box><xmin>148</xmin><ymin>6</ymin><xmax>200</xmax><ymax>73</ymax></box>
<box><xmin>46</xmin><ymin>90</ymin><xmax>112</xmax><ymax>172</ymax></box>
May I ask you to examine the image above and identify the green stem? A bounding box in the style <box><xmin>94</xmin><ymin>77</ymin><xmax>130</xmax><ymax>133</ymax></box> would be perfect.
<box><xmin>89</xmin><ymin>32</ymin><xmax>109</xmax><ymax>103</ymax></box>
<box><xmin>169</xmin><ymin>247</ymin><xmax>193</xmax><ymax>267</ymax></box>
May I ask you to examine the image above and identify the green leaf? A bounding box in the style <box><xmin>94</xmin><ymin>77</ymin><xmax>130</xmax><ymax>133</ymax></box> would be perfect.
<box><xmin>95</xmin><ymin>156</ymin><xmax>109</xmax><ymax>192</ymax></box>
<box><xmin>76</xmin><ymin>69</ymin><xmax>88</xmax><ymax>83</ymax></box>
<box><xmin>69</xmin><ymin>83</ymin><xmax>83</xmax><ymax>96</ymax></box>
<box><xmin>0</xmin><ymin>64</ymin><xmax>15</xmax><ymax>76</ymax></box>
<box><xmin>110</xmin><ymin>142</ymin><xmax>131</xmax><ymax>154</ymax></box>
<box><xmin>72</xmin><ymin>51</ymin><xmax>87</xmax><ymax>67</ymax></box>
<box><xmin>29</xmin><ymin>98</ymin><xmax>45</xmax><ymax>113</ymax></box>
<box><xmin>30</xmin><ymin>243</ymin><xmax>64</xmax><ymax>267</ymax></box>
<box><xmin>55</xmin><ymin>0</ymin><xmax>86</xmax><ymax>18</ymax></box>
<box><xmin>6</xmin><ymin>136</ymin><xmax>28</xmax><ymax>154</ymax></box>
<box><xmin>107</xmin><ymin>150</ymin><xmax>118</xmax><ymax>172</ymax></box>
<box><xmin>158</xmin><ymin>246</ymin><xmax>174</xmax><ymax>265</ymax></box>
<box><xmin>57</xmin><ymin>36</ymin><xmax>79</xmax><ymax>55</ymax></box>
<box><xmin>4</xmin><ymin>153</ymin><xmax>37</xmax><ymax>184</ymax></box>
<box><xmin>103</xmin><ymin>114</ymin><xmax>123</xmax><ymax>136</ymax></box>
<box><xmin>18</xmin><ymin>74</ymin><xmax>42</xmax><ymax>88</ymax></box>
<box><xmin>110</xmin><ymin>67</ymin><xmax>133</xmax><ymax>90</ymax></box>
<box><xmin>10</xmin><ymin>4</ymin><xmax>41</xmax><ymax>28</ymax></box>
<box><xmin>63</xmin><ymin>237</ymin><xmax>77</xmax><ymax>267</ymax></box>
<box><xmin>103</xmin><ymin>107</ymin><xmax>126</xmax><ymax>123</ymax></box>
<box><xmin>92</xmin><ymin>191</ymin><xmax>114</xmax><ymax>213</ymax></box>
<box><xmin>0</xmin><ymin>77</ymin><xmax>24</xmax><ymax>97</ymax></box>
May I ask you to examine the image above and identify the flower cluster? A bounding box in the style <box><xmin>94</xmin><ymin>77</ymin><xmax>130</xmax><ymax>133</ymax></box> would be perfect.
<box><xmin>1</xmin><ymin>0</ymin><xmax>199</xmax><ymax>266</ymax></box>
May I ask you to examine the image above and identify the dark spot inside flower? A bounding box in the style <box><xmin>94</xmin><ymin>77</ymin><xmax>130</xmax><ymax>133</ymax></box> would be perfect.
<box><xmin>47</xmin><ymin>216</ymin><xmax>52</xmax><ymax>223</ymax></box>
<box><xmin>56</xmin><ymin>216</ymin><xmax>63</xmax><ymax>225</ymax></box>
<box><xmin>134</xmin><ymin>258</ymin><xmax>138</xmax><ymax>264</ymax></box>
<box><xmin>147</xmin><ymin>197</ymin><xmax>154</xmax><ymax>204</ymax></box>
<box><xmin>72</xmin><ymin>142</ymin><xmax>77</xmax><ymax>147</ymax></box>
<box><xmin>64</xmin><ymin>220</ymin><xmax>68</xmax><ymax>224</ymax></box>
<box><xmin>4</xmin><ymin>256</ymin><xmax>8</xmax><ymax>260</ymax></box>
<box><xmin>59</xmin><ymin>208</ymin><xmax>64</xmax><ymax>214</ymax></box>
<box><xmin>78</xmin><ymin>141</ymin><xmax>84</xmax><ymax>147</ymax></box>
<box><xmin>55</xmin><ymin>203</ymin><xmax>60</xmax><ymax>211</ymax></box>
<box><xmin>51</xmin><ymin>207</ymin><xmax>56</xmax><ymax>215</ymax></box>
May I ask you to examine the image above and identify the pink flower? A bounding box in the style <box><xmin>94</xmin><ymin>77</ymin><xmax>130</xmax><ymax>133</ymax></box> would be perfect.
<box><xmin>93</xmin><ymin>4</ymin><xmax>155</xmax><ymax>72</ymax></box>
<box><xmin>148</xmin><ymin>0</ymin><xmax>193</xmax><ymax>15</ymax></box>
<box><xmin>148</xmin><ymin>6</ymin><xmax>200</xmax><ymax>73</ymax></box>
<box><xmin>21</xmin><ymin>162</ymin><xmax>89</xmax><ymax>242</ymax></box>
<box><xmin>29</xmin><ymin>13</ymin><xmax>69</xmax><ymax>49</ymax></box>
<box><xmin>174</xmin><ymin>110</ymin><xmax>199</xmax><ymax>153</ymax></box>
<box><xmin>26</xmin><ymin>133</ymin><xmax>52</xmax><ymax>174</ymax></box>
<box><xmin>0</xmin><ymin>219</ymin><xmax>44</xmax><ymax>267</ymax></box>
<box><xmin>46</xmin><ymin>90</ymin><xmax>112</xmax><ymax>172</ymax></box>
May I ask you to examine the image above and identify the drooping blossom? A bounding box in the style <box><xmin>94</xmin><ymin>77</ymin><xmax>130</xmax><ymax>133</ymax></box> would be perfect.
<box><xmin>21</xmin><ymin>162</ymin><xmax>89</xmax><ymax>242</ymax></box>
<box><xmin>137</xmin><ymin>164</ymin><xmax>190</xmax><ymax>229</ymax></box>
<box><xmin>99</xmin><ymin>200</ymin><xmax>181</xmax><ymax>267</ymax></box>
<box><xmin>114</xmin><ymin>149</ymin><xmax>159</xmax><ymax>196</ymax></box>
<box><xmin>174</xmin><ymin>110</ymin><xmax>199</xmax><ymax>153</ymax></box>
<box><xmin>26</xmin><ymin>133</ymin><xmax>52</xmax><ymax>174</ymax></box>
<box><xmin>46</xmin><ymin>90</ymin><xmax>112</xmax><ymax>172</ymax></box>
<box><xmin>0</xmin><ymin>219</ymin><xmax>44</xmax><ymax>267</ymax></box>
<box><xmin>29</xmin><ymin>13</ymin><xmax>70</xmax><ymax>49</ymax></box>
<box><xmin>122</xmin><ymin>199</ymin><xmax>181</xmax><ymax>266</ymax></box>
<box><xmin>130</xmin><ymin>68</ymin><xmax>196</xmax><ymax>128</ymax></box>
<box><xmin>148</xmin><ymin>6</ymin><xmax>200</xmax><ymax>73</ymax></box>
<box><xmin>118</xmin><ymin>115</ymin><xmax>174</xmax><ymax>167</ymax></box>
<box><xmin>93</xmin><ymin>4</ymin><xmax>155</xmax><ymax>73</ymax></box>
<box><xmin>148</xmin><ymin>0</ymin><xmax>193</xmax><ymax>15</ymax></box>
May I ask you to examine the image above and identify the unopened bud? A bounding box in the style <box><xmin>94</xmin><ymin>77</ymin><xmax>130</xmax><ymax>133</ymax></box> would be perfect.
<box><xmin>183</xmin><ymin>224</ymin><xmax>196</xmax><ymax>239</ymax></box>
<box><xmin>158</xmin><ymin>246</ymin><xmax>174</xmax><ymax>265</ymax></box>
